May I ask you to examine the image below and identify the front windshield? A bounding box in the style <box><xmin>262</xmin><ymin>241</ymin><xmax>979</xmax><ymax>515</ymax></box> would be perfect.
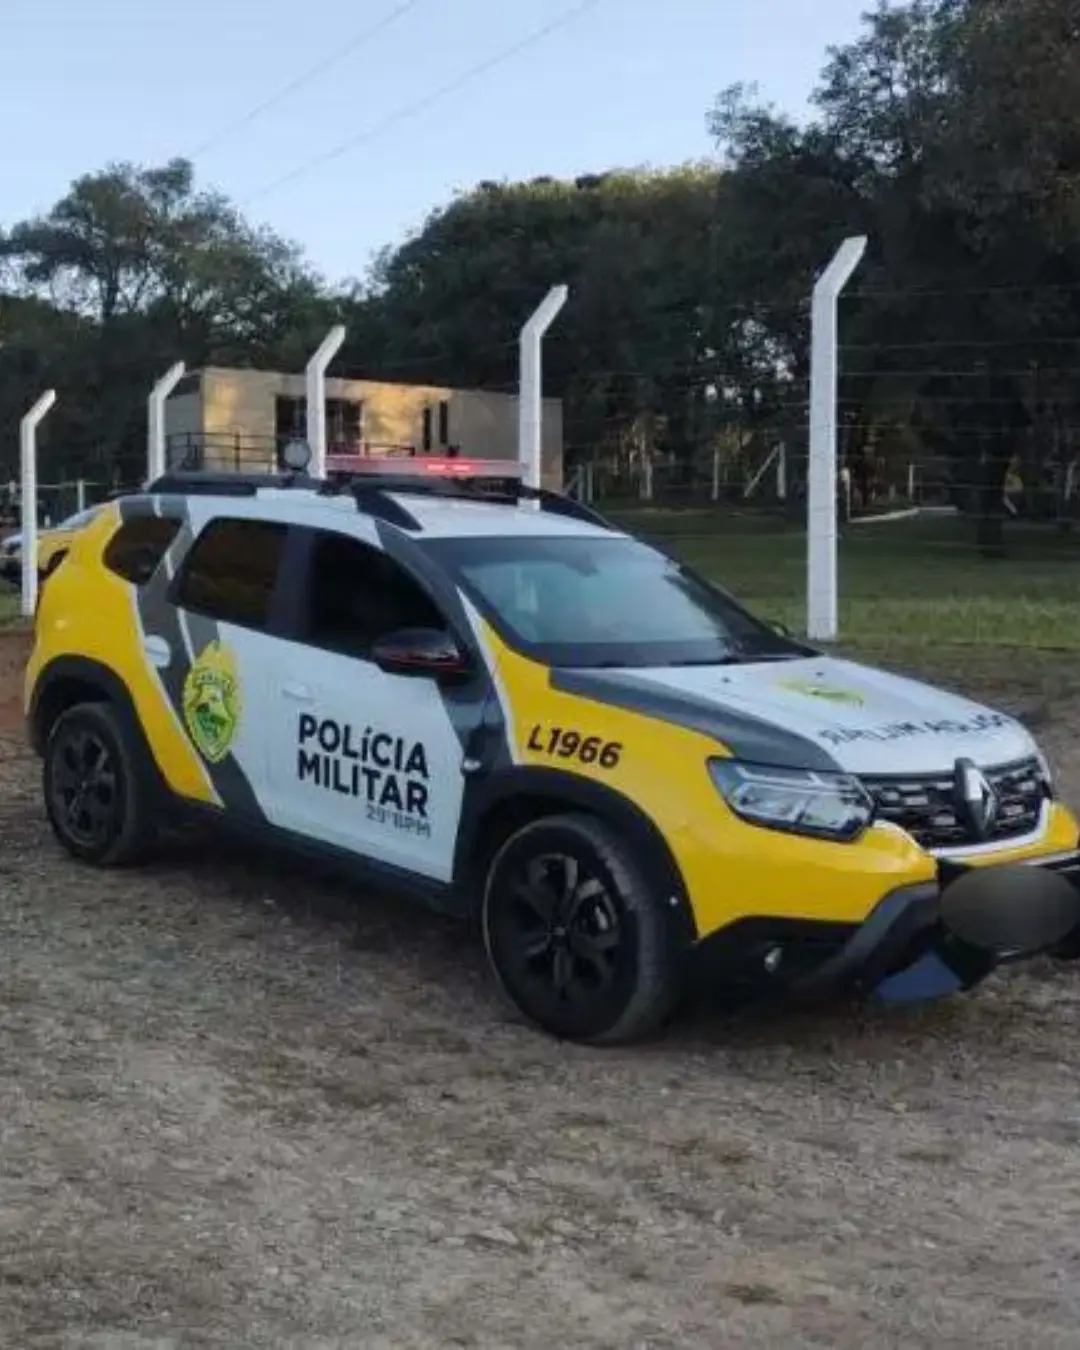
<box><xmin>422</xmin><ymin>533</ymin><xmax>808</xmax><ymax>669</ymax></box>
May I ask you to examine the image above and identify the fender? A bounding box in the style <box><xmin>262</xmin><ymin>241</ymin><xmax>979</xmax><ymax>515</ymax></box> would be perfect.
<box><xmin>452</xmin><ymin>764</ymin><xmax>698</xmax><ymax>946</ymax></box>
<box><xmin>27</xmin><ymin>657</ymin><xmax>169</xmax><ymax>811</ymax></box>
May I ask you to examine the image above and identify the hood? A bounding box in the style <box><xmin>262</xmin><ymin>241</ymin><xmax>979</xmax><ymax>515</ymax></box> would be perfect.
<box><xmin>552</xmin><ymin>655</ymin><xmax>1037</xmax><ymax>776</ymax></box>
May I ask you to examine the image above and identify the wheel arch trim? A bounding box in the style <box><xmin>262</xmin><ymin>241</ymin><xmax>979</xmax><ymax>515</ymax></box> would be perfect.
<box><xmin>453</xmin><ymin>765</ymin><xmax>698</xmax><ymax>945</ymax></box>
<box><xmin>29</xmin><ymin>655</ymin><xmax>145</xmax><ymax>756</ymax></box>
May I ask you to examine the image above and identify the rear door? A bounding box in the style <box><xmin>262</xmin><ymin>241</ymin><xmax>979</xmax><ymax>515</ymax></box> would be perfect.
<box><xmin>163</xmin><ymin>511</ymin><xmax>292</xmax><ymax>821</ymax></box>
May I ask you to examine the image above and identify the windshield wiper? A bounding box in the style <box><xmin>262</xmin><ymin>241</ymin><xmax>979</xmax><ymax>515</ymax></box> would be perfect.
<box><xmin>661</xmin><ymin>650</ymin><xmax>801</xmax><ymax>668</ymax></box>
<box><xmin>657</xmin><ymin>655</ymin><xmax>744</xmax><ymax>667</ymax></box>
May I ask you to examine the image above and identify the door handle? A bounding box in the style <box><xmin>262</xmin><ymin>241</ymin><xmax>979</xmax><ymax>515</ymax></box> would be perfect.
<box><xmin>143</xmin><ymin>635</ymin><xmax>171</xmax><ymax>668</ymax></box>
<box><xmin>282</xmin><ymin>681</ymin><xmax>314</xmax><ymax>703</ymax></box>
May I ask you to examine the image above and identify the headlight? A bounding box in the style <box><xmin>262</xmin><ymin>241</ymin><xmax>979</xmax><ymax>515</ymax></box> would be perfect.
<box><xmin>708</xmin><ymin>759</ymin><xmax>874</xmax><ymax>842</ymax></box>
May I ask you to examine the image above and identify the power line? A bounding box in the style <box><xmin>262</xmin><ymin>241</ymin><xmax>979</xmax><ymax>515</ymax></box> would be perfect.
<box><xmin>241</xmin><ymin>0</ymin><xmax>604</xmax><ymax>206</ymax></box>
<box><xmin>186</xmin><ymin>0</ymin><xmax>429</xmax><ymax>160</ymax></box>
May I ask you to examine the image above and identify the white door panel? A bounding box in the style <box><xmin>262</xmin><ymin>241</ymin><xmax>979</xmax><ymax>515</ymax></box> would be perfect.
<box><xmin>172</xmin><ymin>610</ymin><xmax>283</xmax><ymax>823</ymax></box>
<box><xmin>267</xmin><ymin>638</ymin><xmax>466</xmax><ymax>882</ymax></box>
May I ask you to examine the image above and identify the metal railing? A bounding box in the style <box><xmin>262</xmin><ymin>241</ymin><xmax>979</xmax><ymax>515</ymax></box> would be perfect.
<box><xmin>165</xmin><ymin>432</ymin><xmax>432</xmax><ymax>474</ymax></box>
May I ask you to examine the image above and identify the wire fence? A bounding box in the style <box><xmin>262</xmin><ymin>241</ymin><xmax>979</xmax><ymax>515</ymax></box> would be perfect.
<box><xmin>0</xmin><ymin>477</ymin><xmax>119</xmax><ymax>530</ymax></box>
<box><xmin>5</xmin><ymin>285</ymin><xmax>1080</xmax><ymax>656</ymax></box>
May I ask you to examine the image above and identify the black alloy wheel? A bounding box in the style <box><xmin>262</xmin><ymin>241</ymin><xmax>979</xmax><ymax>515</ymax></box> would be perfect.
<box><xmin>49</xmin><ymin>722</ymin><xmax>120</xmax><ymax>852</ymax></box>
<box><xmin>482</xmin><ymin>813</ymin><xmax>680</xmax><ymax>1044</ymax></box>
<box><xmin>43</xmin><ymin>702</ymin><xmax>157</xmax><ymax>866</ymax></box>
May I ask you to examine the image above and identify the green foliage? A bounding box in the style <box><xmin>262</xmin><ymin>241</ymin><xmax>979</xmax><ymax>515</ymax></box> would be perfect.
<box><xmin>0</xmin><ymin>158</ymin><xmax>337</xmax><ymax>478</ymax></box>
<box><xmin>2</xmin><ymin>0</ymin><xmax>1079</xmax><ymax>527</ymax></box>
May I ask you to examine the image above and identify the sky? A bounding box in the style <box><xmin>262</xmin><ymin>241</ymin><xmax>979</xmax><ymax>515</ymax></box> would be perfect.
<box><xmin>1</xmin><ymin>0</ymin><xmax>871</xmax><ymax>287</ymax></box>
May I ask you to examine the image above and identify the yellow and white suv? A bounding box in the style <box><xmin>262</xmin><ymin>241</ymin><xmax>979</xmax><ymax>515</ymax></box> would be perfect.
<box><xmin>23</xmin><ymin>459</ymin><xmax>1080</xmax><ymax>1043</ymax></box>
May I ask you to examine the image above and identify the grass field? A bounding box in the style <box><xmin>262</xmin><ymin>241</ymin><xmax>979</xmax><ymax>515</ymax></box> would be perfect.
<box><xmin>605</xmin><ymin>507</ymin><xmax>1080</xmax><ymax>704</ymax></box>
<box><xmin>612</xmin><ymin>508</ymin><xmax>1080</xmax><ymax>650</ymax></box>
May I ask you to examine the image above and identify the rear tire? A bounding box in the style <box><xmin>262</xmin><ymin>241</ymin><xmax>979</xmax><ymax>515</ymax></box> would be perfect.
<box><xmin>43</xmin><ymin>701</ymin><xmax>158</xmax><ymax>867</ymax></box>
<box><xmin>481</xmin><ymin>812</ymin><xmax>681</xmax><ymax>1045</ymax></box>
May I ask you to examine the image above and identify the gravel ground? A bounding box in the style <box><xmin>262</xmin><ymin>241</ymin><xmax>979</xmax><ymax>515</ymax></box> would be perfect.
<box><xmin>3</xmin><ymin>628</ymin><xmax>1080</xmax><ymax>1349</ymax></box>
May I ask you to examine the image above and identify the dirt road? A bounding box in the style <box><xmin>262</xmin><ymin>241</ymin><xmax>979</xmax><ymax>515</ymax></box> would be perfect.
<box><xmin>3</xmin><ymin>628</ymin><xmax>1080</xmax><ymax>1348</ymax></box>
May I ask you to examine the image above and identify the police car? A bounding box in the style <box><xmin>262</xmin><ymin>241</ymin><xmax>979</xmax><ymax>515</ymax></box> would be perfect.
<box><xmin>23</xmin><ymin>449</ymin><xmax>1080</xmax><ymax>1044</ymax></box>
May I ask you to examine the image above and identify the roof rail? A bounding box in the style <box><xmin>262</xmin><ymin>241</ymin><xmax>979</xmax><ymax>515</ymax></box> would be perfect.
<box><xmin>318</xmin><ymin>471</ymin><xmax>612</xmax><ymax>531</ymax></box>
<box><xmin>146</xmin><ymin>470</ymin><xmax>316</xmax><ymax>497</ymax></box>
<box><xmin>350</xmin><ymin>485</ymin><xmax>423</xmax><ymax>531</ymax></box>
<box><xmin>142</xmin><ymin>464</ymin><xmax>614</xmax><ymax>534</ymax></box>
<box><xmin>520</xmin><ymin>485</ymin><xmax>612</xmax><ymax>529</ymax></box>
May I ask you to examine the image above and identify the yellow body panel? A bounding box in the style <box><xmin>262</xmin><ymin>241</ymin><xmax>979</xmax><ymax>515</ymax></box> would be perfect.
<box><xmin>24</xmin><ymin>505</ymin><xmax>217</xmax><ymax>806</ymax></box>
<box><xmin>37</xmin><ymin>527</ymin><xmax>80</xmax><ymax>571</ymax></box>
<box><xmin>940</xmin><ymin>803</ymin><xmax>1079</xmax><ymax>865</ymax></box>
<box><xmin>481</xmin><ymin>620</ymin><xmax>1080</xmax><ymax>940</ymax></box>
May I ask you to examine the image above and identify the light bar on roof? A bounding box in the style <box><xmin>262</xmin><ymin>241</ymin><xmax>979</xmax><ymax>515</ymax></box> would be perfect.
<box><xmin>326</xmin><ymin>454</ymin><xmax>524</xmax><ymax>479</ymax></box>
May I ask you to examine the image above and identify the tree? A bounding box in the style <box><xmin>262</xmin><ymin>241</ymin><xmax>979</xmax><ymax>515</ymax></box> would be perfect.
<box><xmin>0</xmin><ymin>159</ymin><xmax>331</xmax><ymax>478</ymax></box>
<box><xmin>709</xmin><ymin>0</ymin><xmax>1080</xmax><ymax>544</ymax></box>
<box><xmin>341</xmin><ymin>166</ymin><xmax>814</xmax><ymax>481</ymax></box>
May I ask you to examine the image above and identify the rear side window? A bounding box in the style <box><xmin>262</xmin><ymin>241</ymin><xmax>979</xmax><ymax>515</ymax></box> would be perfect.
<box><xmin>103</xmin><ymin>516</ymin><xmax>181</xmax><ymax>585</ymax></box>
<box><xmin>175</xmin><ymin>517</ymin><xmax>286</xmax><ymax>631</ymax></box>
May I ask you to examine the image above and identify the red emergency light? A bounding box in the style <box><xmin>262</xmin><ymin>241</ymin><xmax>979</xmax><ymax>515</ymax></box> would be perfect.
<box><xmin>325</xmin><ymin>452</ymin><xmax>524</xmax><ymax>479</ymax></box>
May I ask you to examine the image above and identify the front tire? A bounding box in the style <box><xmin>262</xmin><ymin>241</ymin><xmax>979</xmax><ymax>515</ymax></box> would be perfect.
<box><xmin>43</xmin><ymin>701</ymin><xmax>157</xmax><ymax>867</ymax></box>
<box><xmin>481</xmin><ymin>812</ymin><xmax>681</xmax><ymax>1045</ymax></box>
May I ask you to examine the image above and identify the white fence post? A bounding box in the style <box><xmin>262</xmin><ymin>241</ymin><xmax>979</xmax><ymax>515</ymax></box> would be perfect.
<box><xmin>640</xmin><ymin>455</ymin><xmax>654</xmax><ymax>501</ymax></box>
<box><xmin>306</xmin><ymin>325</ymin><xmax>346</xmax><ymax>478</ymax></box>
<box><xmin>519</xmin><ymin>286</ymin><xmax>568</xmax><ymax>496</ymax></box>
<box><xmin>807</xmin><ymin>236</ymin><xmax>867</xmax><ymax>642</ymax></box>
<box><xmin>20</xmin><ymin>389</ymin><xmax>57</xmax><ymax>617</ymax></box>
<box><xmin>147</xmin><ymin>361</ymin><xmax>186</xmax><ymax>483</ymax></box>
<box><xmin>76</xmin><ymin>478</ymin><xmax>86</xmax><ymax>513</ymax></box>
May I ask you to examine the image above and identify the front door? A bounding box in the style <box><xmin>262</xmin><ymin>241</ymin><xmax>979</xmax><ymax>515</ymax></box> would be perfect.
<box><xmin>267</xmin><ymin>523</ymin><xmax>479</xmax><ymax>883</ymax></box>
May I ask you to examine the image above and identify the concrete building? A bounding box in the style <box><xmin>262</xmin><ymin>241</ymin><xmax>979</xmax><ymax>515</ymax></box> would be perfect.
<box><xmin>164</xmin><ymin>367</ymin><xmax>564</xmax><ymax>488</ymax></box>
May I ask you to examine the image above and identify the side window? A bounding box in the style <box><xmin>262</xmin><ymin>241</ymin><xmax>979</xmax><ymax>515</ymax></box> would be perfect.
<box><xmin>300</xmin><ymin>529</ymin><xmax>445</xmax><ymax>659</ymax></box>
<box><xmin>102</xmin><ymin>516</ymin><xmax>181</xmax><ymax>585</ymax></box>
<box><xmin>175</xmin><ymin>517</ymin><xmax>287</xmax><ymax>631</ymax></box>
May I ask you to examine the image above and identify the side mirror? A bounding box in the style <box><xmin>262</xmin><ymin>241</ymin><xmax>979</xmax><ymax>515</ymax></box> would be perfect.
<box><xmin>370</xmin><ymin>626</ymin><xmax>470</xmax><ymax>681</ymax></box>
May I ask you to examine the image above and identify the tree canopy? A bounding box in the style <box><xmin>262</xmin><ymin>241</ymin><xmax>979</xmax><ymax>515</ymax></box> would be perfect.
<box><xmin>2</xmin><ymin>0</ymin><xmax>1078</xmax><ymax>525</ymax></box>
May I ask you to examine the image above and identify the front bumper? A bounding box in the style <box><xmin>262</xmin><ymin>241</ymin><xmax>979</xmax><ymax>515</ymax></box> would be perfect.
<box><xmin>693</xmin><ymin>849</ymin><xmax>1080</xmax><ymax>1007</ymax></box>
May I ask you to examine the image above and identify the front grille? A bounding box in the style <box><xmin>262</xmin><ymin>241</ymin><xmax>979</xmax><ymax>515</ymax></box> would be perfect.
<box><xmin>863</xmin><ymin>756</ymin><xmax>1048</xmax><ymax>851</ymax></box>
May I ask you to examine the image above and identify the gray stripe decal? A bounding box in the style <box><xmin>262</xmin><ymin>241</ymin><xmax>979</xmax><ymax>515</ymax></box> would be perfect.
<box><xmin>120</xmin><ymin>494</ymin><xmax>270</xmax><ymax>821</ymax></box>
<box><xmin>550</xmin><ymin>668</ymin><xmax>844</xmax><ymax>772</ymax></box>
<box><xmin>178</xmin><ymin>605</ymin><xmax>270</xmax><ymax>821</ymax></box>
<box><xmin>372</xmin><ymin>519</ymin><xmax>510</xmax><ymax>767</ymax></box>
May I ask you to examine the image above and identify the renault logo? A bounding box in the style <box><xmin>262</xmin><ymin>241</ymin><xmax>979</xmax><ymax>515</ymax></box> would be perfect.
<box><xmin>954</xmin><ymin>757</ymin><xmax>998</xmax><ymax>839</ymax></box>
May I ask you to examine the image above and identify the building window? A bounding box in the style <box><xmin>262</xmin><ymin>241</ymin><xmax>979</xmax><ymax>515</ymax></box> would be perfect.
<box><xmin>327</xmin><ymin>398</ymin><xmax>363</xmax><ymax>448</ymax></box>
<box><xmin>438</xmin><ymin>400</ymin><xmax>449</xmax><ymax>447</ymax></box>
<box><xmin>422</xmin><ymin>407</ymin><xmax>433</xmax><ymax>453</ymax></box>
<box><xmin>276</xmin><ymin>396</ymin><xmax>306</xmax><ymax>441</ymax></box>
<box><xmin>276</xmin><ymin>396</ymin><xmax>363</xmax><ymax>450</ymax></box>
